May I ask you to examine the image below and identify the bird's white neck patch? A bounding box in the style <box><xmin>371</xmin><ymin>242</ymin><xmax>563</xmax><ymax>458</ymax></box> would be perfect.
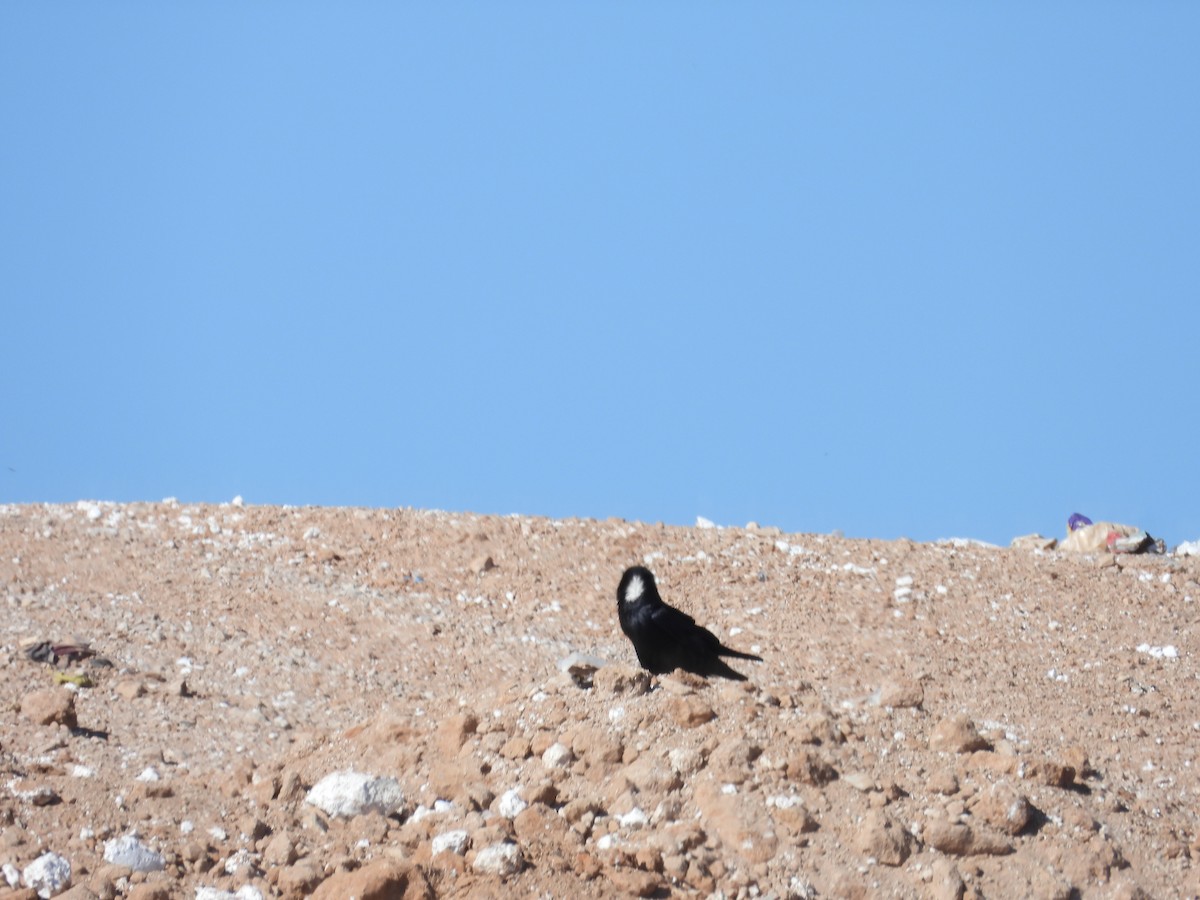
<box><xmin>623</xmin><ymin>573</ymin><xmax>645</xmax><ymax>604</ymax></box>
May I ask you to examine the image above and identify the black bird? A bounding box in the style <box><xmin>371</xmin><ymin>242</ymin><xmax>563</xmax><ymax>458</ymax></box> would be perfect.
<box><xmin>616</xmin><ymin>566</ymin><xmax>763</xmax><ymax>681</ymax></box>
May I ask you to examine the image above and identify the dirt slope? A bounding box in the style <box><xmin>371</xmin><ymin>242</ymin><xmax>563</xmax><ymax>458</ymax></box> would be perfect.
<box><xmin>1</xmin><ymin>501</ymin><xmax>1198</xmax><ymax>899</ymax></box>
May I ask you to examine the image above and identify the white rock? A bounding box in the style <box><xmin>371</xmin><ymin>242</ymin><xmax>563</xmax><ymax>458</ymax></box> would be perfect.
<box><xmin>497</xmin><ymin>787</ymin><xmax>527</xmax><ymax>819</ymax></box>
<box><xmin>1137</xmin><ymin>643</ymin><xmax>1179</xmax><ymax>660</ymax></box>
<box><xmin>231</xmin><ymin>495</ymin><xmax>245</xmax><ymax>507</ymax></box>
<box><xmin>303</xmin><ymin>526</ymin><xmax>321</xmax><ymax>540</ymax></box>
<box><xmin>541</xmin><ymin>742</ymin><xmax>574</xmax><ymax>769</ymax></box>
<box><xmin>136</xmin><ymin>766</ymin><xmax>161</xmax><ymax>782</ymax></box>
<box><xmin>1175</xmin><ymin>539</ymin><xmax>1200</xmax><ymax>557</ymax></box>
<box><xmin>195</xmin><ymin>888</ymin><xmax>260</xmax><ymax>900</ymax></box>
<box><xmin>472</xmin><ymin>841</ymin><xmax>523</xmax><ymax>876</ymax></box>
<box><xmin>105</xmin><ymin>840</ymin><xmax>166</xmax><ymax>873</ymax></box>
<box><xmin>668</xmin><ymin>747</ymin><xmax>704</xmax><ymax>774</ymax></box>
<box><xmin>3</xmin><ymin>863</ymin><xmax>19</xmax><ymax>888</ymax></box>
<box><xmin>617</xmin><ymin>807</ymin><xmax>648</xmax><ymax>828</ymax></box>
<box><xmin>103</xmin><ymin>834</ymin><xmax>166</xmax><ymax>872</ymax></box>
<box><xmin>432</xmin><ymin>829</ymin><xmax>470</xmax><ymax>856</ymax></box>
<box><xmin>408</xmin><ymin>804</ymin><xmax>434</xmax><ymax>822</ymax></box>
<box><xmin>937</xmin><ymin>537</ymin><xmax>1000</xmax><ymax>549</ymax></box>
<box><xmin>223</xmin><ymin>848</ymin><xmax>257</xmax><ymax>875</ymax></box>
<box><xmin>22</xmin><ymin>852</ymin><xmax>72</xmax><ymax>898</ymax></box>
<box><xmin>305</xmin><ymin>770</ymin><xmax>405</xmax><ymax>818</ymax></box>
<box><xmin>768</xmin><ymin>794</ymin><xmax>805</xmax><ymax>810</ymax></box>
<box><xmin>775</xmin><ymin>540</ymin><xmax>810</xmax><ymax>556</ymax></box>
<box><xmin>696</xmin><ymin>516</ymin><xmax>716</xmax><ymax>529</ymax></box>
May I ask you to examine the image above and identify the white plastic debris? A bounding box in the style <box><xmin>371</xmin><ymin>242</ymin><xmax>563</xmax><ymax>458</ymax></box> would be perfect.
<box><xmin>104</xmin><ymin>834</ymin><xmax>166</xmax><ymax>872</ymax></box>
<box><xmin>556</xmin><ymin>651</ymin><xmax>608</xmax><ymax>674</ymax></box>
<box><xmin>304</xmin><ymin>771</ymin><xmax>405</xmax><ymax>818</ymax></box>
<box><xmin>22</xmin><ymin>852</ymin><xmax>71</xmax><ymax>898</ymax></box>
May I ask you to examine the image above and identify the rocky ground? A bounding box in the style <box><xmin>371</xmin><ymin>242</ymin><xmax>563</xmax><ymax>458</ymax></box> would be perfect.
<box><xmin>1</xmin><ymin>501</ymin><xmax>1198</xmax><ymax>899</ymax></box>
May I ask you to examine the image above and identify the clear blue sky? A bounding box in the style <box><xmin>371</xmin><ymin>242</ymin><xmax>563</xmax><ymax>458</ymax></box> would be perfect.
<box><xmin>3</xmin><ymin>5</ymin><xmax>1198</xmax><ymax>547</ymax></box>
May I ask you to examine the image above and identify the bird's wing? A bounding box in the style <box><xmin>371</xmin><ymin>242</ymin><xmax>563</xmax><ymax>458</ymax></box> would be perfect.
<box><xmin>648</xmin><ymin>603</ymin><xmax>725</xmax><ymax>651</ymax></box>
<box><xmin>646</xmin><ymin>601</ymin><xmax>696</xmax><ymax>632</ymax></box>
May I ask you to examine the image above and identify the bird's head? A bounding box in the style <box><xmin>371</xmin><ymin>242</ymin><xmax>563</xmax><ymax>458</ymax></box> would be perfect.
<box><xmin>617</xmin><ymin>565</ymin><xmax>657</xmax><ymax>609</ymax></box>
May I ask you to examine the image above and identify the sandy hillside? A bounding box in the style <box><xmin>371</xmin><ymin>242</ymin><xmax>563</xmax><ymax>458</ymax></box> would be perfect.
<box><xmin>1</xmin><ymin>501</ymin><xmax>1198</xmax><ymax>899</ymax></box>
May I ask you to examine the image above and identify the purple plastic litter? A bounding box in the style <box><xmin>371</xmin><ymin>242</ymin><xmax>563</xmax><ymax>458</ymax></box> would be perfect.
<box><xmin>1067</xmin><ymin>513</ymin><xmax>1093</xmax><ymax>532</ymax></box>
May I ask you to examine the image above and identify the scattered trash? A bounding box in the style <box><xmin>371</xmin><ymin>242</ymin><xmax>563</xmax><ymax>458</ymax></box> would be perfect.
<box><xmin>22</xmin><ymin>639</ymin><xmax>96</xmax><ymax>666</ymax></box>
<box><xmin>1107</xmin><ymin>530</ymin><xmax>1165</xmax><ymax>555</ymax></box>
<box><xmin>21</xmin><ymin>638</ymin><xmax>111</xmax><ymax>669</ymax></box>
<box><xmin>1060</xmin><ymin>514</ymin><xmax>1164</xmax><ymax>555</ymax></box>
<box><xmin>556</xmin><ymin>652</ymin><xmax>608</xmax><ymax>688</ymax></box>
<box><xmin>53</xmin><ymin>672</ymin><xmax>94</xmax><ymax>688</ymax></box>
<box><xmin>1067</xmin><ymin>513</ymin><xmax>1093</xmax><ymax>532</ymax></box>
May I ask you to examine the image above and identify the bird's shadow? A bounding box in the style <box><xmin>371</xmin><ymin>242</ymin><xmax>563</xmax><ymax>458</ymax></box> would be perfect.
<box><xmin>70</xmin><ymin>726</ymin><xmax>110</xmax><ymax>741</ymax></box>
